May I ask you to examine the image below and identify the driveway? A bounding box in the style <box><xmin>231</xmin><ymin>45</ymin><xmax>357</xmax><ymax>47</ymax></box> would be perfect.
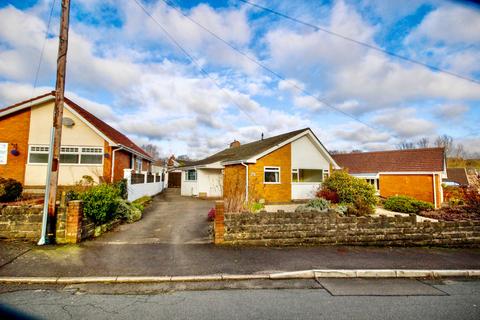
<box><xmin>0</xmin><ymin>190</ymin><xmax>479</xmax><ymax>277</ymax></box>
<box><xmin>97</xmin><ymin>188</ymin><xmax>214</xmax><ymax>245</ymax></box>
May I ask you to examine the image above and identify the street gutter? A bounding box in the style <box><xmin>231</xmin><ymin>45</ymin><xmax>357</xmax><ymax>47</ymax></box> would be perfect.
<box><xmin>0</xmin><ymin>269</ymin><xmax>479</xmax><ymax>284</ymax></box>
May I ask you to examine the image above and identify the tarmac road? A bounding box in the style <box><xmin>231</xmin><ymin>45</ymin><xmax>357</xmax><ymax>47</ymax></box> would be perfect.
<box><xmin>0</xmin><ymin>278</ymin><xmax>479</xmax><ymax>320</ymax></box>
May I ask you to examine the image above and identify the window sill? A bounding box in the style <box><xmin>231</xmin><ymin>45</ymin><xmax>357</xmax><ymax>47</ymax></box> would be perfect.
<box><xmin>264</xmin><ymin>182</ymin><xmax>281</xmax><ymax>184</ymax></box>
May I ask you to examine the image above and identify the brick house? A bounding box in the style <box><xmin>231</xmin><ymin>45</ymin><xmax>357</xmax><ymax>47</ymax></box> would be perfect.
<box><xmin>332</xmin><ymin>148</ymin><xmax>447</xmax><ymax>208</ymax></box>
<box><xmin>0</xmin><ymin>92</ymin><xmax>153</xmax><ymax>188</ymax></box>
<box><xmin>179</xmin><ymin>128</ymin><xmax>340</xmax><ymax>202</ymax></box>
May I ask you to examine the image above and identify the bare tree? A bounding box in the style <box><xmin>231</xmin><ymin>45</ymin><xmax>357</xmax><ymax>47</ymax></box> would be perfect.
<box><xmin>397</xmin><ymin>141</ymin><xmax>415</xmax><ymax>150</ymax></box>
<box><xmin>416</xmin><ymin>137</ymin><xmax>429</xmax><ymax>148</ymax></box>
<box><xmin>434</xmin><ymin>135</ymin><xmax>453</xmax><ymax>155</ymax></box>
<box><xmin>141</xmin><ymin>144</ymin><xmax>160</xmax><ymax>160</ymax></box>
<box><xmin>453</xmin><ymin>143</ymin><xmax>465</xmax><ymax>159</ymax></box>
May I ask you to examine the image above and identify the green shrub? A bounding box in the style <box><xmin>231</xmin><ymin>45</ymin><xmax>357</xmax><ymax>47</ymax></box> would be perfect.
<box><xmin>116</xmin><ymin>199</ymin><xmax>142</xmax><ymax>223</ymax></box>
<box><xmin>306</xmin><ymin>198</ymin><xmax>331</xmax><ymax>211</ymax></box>
<box><xmin>322</xmin><ymin>170</ymin><xmax>377</xmax><ymax>207</ymax></box>
<box><xmin>80</xmin><ymin>184</ymin><xmax>121</xmax><ymax>224</ymax></box>
<box><xmin>0</xmin><ymin>178</ymin><xmax>23</xmax><ymax>202</ymax></box>
<box><xmin>65</xmin><ymin>189</ymin><xmax>80</xmax><ymax>202</ymax></box>
<box><xmin>296</xmin><ymin>198</ymin><xmax>331</xmax><ymax>212</ymax></box>
<box><xmin>384</xmin><ymin>195</ymin><xmax>434</xmax><ymax>214</ymax></box>
<box><xmin>115</xmin><ymin>179</ymin><xmax>128</xmax><ymax>200</ymax></box>
<box><xmin>346</xmin><ymin>198</ymin><xmax>375</xmax><ymax>216</ymax></box>
<box><xmin>247</xmin><ymin>201</ymin><xmax>264</xmax><ymax>213</ymax></box>
<box><xmin>132</xmin><ymin>196</ymin><xmax>152</xmax><ymax>210</ymax></box>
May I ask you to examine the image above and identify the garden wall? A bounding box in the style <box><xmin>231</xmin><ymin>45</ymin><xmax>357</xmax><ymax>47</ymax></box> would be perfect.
<box><xmin>214</xmin><ymin>202</ymin><xmax>480</xmax><ymax>247</ymax></box>
<box><xmin>1</xmin><ymin>200</ymin><xmax>91</xmax><ymax>243</ymax></box>
<box><xmin>0</xmin><ymin>205</ymin><xmax>43</xmax><ymax>240</ymax></box>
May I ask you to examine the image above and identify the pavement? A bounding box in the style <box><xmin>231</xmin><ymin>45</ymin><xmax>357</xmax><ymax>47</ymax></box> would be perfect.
<box><xmin>0</xmin><ymin>279</ymin><xmax>479</xmax><ymax>319</ymax></box>
<box><xmin>0</xmin><ymin>189</ymin><xmax>480</xmax><ymax>277</ymax></box>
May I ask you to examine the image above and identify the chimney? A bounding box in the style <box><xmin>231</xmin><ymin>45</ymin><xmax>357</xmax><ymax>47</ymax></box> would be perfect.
<box><xmin>230</xmin><ymin>140</ymin><xmax>241</xmax><ymax>148</ymax></box>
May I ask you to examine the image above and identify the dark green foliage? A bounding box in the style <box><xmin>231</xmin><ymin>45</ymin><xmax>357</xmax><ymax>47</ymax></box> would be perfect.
<box><xmin>80</xmin><ymin>184</ymin><xmax>121</xmax><ymax>224</ymax></box>
<box><xmin>0</xmin><ymin>177</ymin><xmax>23</xmax><ymax>202</ymax></box>
<box><xmin>115</xmin><ymin>179</ymin><xmax>128</xmax><ymax>200</ymax></box>
<box><xmin>322</xmin><ymin>170</ymin><xmax>377</xmax><ymax>207</ymax></box>
<box><xmin>65</xmin><ymin>189</ymin><xmax>80</xmax><ymax>202</ymax></box>
<box><xmin>346</xmin><ymin>198</ymin><xmax>375</xmax><ymax>216</ymax></box>
<box><xmin>116</xmin><ymin>199</ymin><xmax>142</xmax><ymax>223</ymax></box>
<box><xmin>384</xmin><ymin>195</ymin><xmax>434</xmax><ymax>214</ymax></box>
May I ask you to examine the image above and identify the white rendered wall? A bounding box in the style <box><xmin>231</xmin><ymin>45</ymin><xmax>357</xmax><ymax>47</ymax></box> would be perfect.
<box><xmin>181</xmin><ymin>170</ymin><xmax>198</xmax><ymax>196</ymax></box>
<box><xmin>25</xmin><ymin>102</ymin><xmax>105</xmax><ymax>185</ymax></box>
<box><xmin>197</xmin><ymin>169</ymin><xmax>223</xmax><ymax>197</ymax></box>
<box><xmin>291</xmin><ymin>135</ymin><xmax>331</xmax><ymax>200</ymax></box>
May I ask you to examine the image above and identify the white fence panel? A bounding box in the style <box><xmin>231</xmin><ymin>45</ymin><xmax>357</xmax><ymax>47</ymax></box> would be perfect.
<box><xmin>124</xmin><ymin>169</ymin><xmax>165</xmax><ymax>202</ymax></box>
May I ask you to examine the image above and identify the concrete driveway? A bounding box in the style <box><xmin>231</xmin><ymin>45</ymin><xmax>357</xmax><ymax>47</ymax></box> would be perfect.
<box><xmin>98</xmin><ymin>188</ymin><xmax>214</xmax><ymax>245</ymax></box>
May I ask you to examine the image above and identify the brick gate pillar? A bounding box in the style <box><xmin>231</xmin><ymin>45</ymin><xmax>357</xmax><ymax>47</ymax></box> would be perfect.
<box><xmin>214</xmin><ymin>200</ymin><xmax>225</xmax><ymax>244</ymax></box>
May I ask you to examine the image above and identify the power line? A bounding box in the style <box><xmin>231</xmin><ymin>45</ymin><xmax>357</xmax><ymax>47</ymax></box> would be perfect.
<box><xmin>162</xmin><ymin>0</ymin><xmax>381</xmax><ymax>132</ymax></box>
<box><xmin>132</xmin><ymin>0</ymin><xmax>259</xmax><ymax>126</ymax></box>
<box><xmin>238</xmin><ymin>0</ymin><xmax>480</xmax><ymax>86</ymax></box>
<box><xmin>32</xmin><ymin>0</ymin><xmax>57</xmax><ymax>93</ymax></box>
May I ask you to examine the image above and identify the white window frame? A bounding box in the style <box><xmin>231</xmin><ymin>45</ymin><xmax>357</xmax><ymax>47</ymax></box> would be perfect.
<box><xmin>185</xmin><ymin>169</ymin><xmax>197</xmax><ymax>181</ymax></box>
<box><xmin>136</xmin><ymin>157</ymin><xmax>143</xmax><ymax>173</ymax></box>
<box><xmin>291</xmin><ymin>168</ymin><xmax>325</xmax><ymax>183</ymax></box>
<box><xmin>264</xmin><ymin>166</ymin><xmax>281</xmax><ymax>184</ymax></box>
<box><xmin>0</xmin><ymin>142</ymin><xmax>8</xmax><ymax>165</ymax></box>
<box><xmin>27</xmin><ymin>144</ymin><xmax>104</xmax><ymax>166</ymax></box>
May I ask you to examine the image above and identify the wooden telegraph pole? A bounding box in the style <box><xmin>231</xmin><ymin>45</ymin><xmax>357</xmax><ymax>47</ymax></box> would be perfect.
<box><xmin>45</xmin><ymin>0</ymin><xmax>71</xmax><ymax>243</ymax></box>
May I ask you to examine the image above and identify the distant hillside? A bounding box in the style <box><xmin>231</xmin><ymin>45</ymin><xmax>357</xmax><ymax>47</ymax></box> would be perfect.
<box><xmin>448</xmin><ymin>158</ymin><xmax>480</xmax><ymax>169</ymax></box>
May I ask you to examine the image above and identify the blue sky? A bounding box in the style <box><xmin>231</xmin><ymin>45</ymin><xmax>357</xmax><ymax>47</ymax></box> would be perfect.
<box><xmin>0</xmin><ymin>0</ymin><xmax>479</xmax><ymax>158</ymax></box>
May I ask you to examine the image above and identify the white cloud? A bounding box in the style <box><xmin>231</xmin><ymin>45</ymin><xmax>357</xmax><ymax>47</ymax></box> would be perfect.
<box><xmin>434</xmin><ymin>104</ymin><xmax>469</xmax><ymax>120</ymax></box>
<box><xmin>265</xmin><ymin>1</ymin><xmax>480</xmax><ymax>108</ymax></box>
<box><xmin>334</xmin><ymin>122</ymin><xmax>391</xmax><ymax>144</ymax></box>
<box><xmin>374</xmin><ymin>108</ymin><xmax>437</xmax><ymax>138</ymax></box>
<box><xmin>406</xmin><ymin>6</ymin><xmax>480</xmax><ymax>45</ymax></box>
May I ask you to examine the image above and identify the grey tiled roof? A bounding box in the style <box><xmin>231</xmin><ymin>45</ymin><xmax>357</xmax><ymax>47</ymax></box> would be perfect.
<box><xmin>183</xmin><ymin>128</ymin><xmax>309</xmax><ymax>167</ymax></box>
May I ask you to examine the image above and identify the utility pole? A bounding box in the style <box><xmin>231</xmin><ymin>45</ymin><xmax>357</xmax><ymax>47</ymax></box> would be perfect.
<box><xmin>41</xmin><ymin>0</ymin><xmax>71</xmax><ymax>244</ymax></box>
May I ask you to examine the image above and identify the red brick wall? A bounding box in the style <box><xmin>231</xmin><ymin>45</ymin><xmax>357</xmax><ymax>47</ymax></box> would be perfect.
<box><xmin>0</xmin><ymin>109</ymin><xmax>31</xmax><ymax>184</ymax></box>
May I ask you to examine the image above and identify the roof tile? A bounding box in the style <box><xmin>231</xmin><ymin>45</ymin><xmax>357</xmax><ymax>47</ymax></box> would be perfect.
<box><xmin>332</xmin><ymin>148</ymin><xmax>445</xmax><ymax>174</ymax></box>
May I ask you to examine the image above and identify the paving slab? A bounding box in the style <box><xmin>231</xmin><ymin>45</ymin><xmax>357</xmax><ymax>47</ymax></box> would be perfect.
<box><xmin>318</xmin><ymin>278</ymin><xmax>447</xmax><ymax>296</ymax></box>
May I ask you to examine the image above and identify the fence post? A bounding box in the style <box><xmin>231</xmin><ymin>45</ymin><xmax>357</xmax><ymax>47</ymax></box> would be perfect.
<box><xmin>142</xmin><ymin>170</ymin><xmax>148</xmax><ymax>184</ymax></box>
<box><xmin>214</xmin><ymin>200</ymin><xmax>225</xmax><ymax>244</ymax></box>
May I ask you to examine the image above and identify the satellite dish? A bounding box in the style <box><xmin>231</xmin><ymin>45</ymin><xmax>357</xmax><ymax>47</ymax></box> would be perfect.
<box><xmin>62</xmin><ymin>117</ymin><xmax>75</xmax><ymax>127</ymax></box>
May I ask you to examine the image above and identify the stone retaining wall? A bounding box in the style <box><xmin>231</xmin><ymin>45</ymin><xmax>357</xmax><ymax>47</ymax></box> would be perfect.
<box><xmin>0</xmin><ymin>205</ymin><xmax>43</xmax><ymax>240</ymax></box>
<box><xmin>214</xmin><ymin>203</ymin><xmax>480</xmax><ymax>247</ymax></box>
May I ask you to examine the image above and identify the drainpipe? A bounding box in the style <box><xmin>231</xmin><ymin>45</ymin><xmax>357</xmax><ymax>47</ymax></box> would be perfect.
<box><xmin>432</xmin><ymin>173</ymin><xmax>437</xmax><ymax>209</ymax></box>
<box><xmin>241</xmin><ymin>162</ymin><xmax>248</xmax><ymax>203</ymax></box>
<box><xmin>111</xmin><ymin>146</ymin><xmax>125</xmax><ymax>183</ymax></box>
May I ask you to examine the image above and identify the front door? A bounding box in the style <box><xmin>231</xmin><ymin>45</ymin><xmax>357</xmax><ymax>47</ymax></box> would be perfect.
<box><xmin>168</xmin><ymin>172</ymin><xmax>181</xmax><ymax>188</ymax></box>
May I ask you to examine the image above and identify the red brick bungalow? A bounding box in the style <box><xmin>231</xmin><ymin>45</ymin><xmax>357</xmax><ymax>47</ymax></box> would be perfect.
<box><xmin>0</xmin><ymin>92</ymin><xmax>153</xmax><ymax>188</ymax></box>
<box><xmin>332</xmin><ymin>148</ymin><xmax>447</xmax><ymax>208</ymax></box>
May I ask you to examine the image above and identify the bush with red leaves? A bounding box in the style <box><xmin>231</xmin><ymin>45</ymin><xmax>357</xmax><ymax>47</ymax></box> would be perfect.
<box><xmin>316</xmin><ymin>188</ymin><xmax>339</xmax><ymax>203</ymax></box>
<box><xmin>207</xmin><ymin>207</ymin><xmax>216</xmax><ymax>221</ymax></box>
<box><xmin>464</xmin><ymin>188</ymin><xmax>480</xmax><ymax>213</ymax></box>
